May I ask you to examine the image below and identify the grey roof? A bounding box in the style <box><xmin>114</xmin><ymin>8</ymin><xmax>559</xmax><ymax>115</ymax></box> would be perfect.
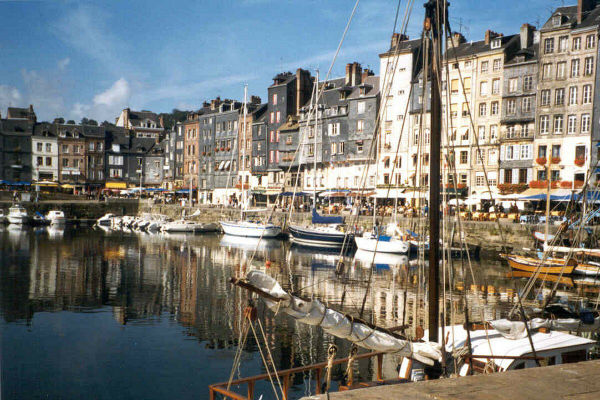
<box><xmin>541</xmin><ymin>5</ymin><xmax>600</xmax><ymax>32</ymax></box>
<box><xmin>1</xmin><ymin>118</ymin><xmax>33</xmax><ymax>135</ymax></box>
<box><xmin>32</xmin><ymin>123</ymin><xmax>57</xmax><ymax>138</ymax></box>
<box><xmin>446</xmin><ymin>34</ymin><xmax>519</xmax><ymax>60</ymax></box>
<box><xmin>130</xmin><ymin>137</ymin><xmax>157</xmax><ymax>154</ymax></box>
<box><xmin>6</xmin><ymin>107</ymin><xmax>33</xmax><ymax>119</ymax></box>
<box><xmin>270</xmin><ymin>72</ymin><xmax>295</xmax><ymax>86</ymax></box>
<box><xmin>505</xmin><ymin>43</ymin><xmax>539</xmax><ymax>66</ymax></box>
<box><xmin>128</xmin><ymin>110</ymin><xmax>160</xmax><ymax>126</ymax></box>
<box><xmin>379</xmin><ymin>38</ymin><xmax>422</xmax><ymax>57</ymax></box>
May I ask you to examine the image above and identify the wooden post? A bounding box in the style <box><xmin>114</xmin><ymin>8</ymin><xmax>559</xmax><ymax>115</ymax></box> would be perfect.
<box><xmin>376</xmin><ymin>353</ymin><xmax>384</xmax><ymax>381</ymax></box>
<box><xmin>247</xmin><ymin>381</ymin><xmax>255</xmax><ymax>400</ymax></box>
<box><xmin>282</xmin><ymin>374</ymin><xmax>290</xmax><ymax>400</ymax></box>
<box><xmin>316</xmin><ymin>367</ymin><xmax>322</xmax><ymax>394</ymax></box>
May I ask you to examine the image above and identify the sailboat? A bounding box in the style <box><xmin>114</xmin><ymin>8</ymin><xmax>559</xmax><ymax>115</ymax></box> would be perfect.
<box><xmin>219</xmin><ymin>85</ymin><xmax>282</xmax><ymax>239</ymax></box>
<box><xmin>288</xmin><ymin>70</ymin><xmax>355</xmax><ymax>249</ymax></box>
<box><xmin>213</xmin><ymin>1</ymin><xmax>599</xmax><ymax>397</ymax></box>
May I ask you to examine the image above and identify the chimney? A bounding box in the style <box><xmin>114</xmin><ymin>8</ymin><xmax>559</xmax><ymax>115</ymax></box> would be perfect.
<box><xmin>361</xmin><ymin>68</ymin><xmax>374</xmax><ymax>82</ymax></box>
<box><xmin>450</xmin><ymin>32</ymin><xmax>466</xmax><ymax>48</ymax></box>
<box><xmin>202</xmin><ymin>101</ymin><xmax>210</xmax><ymax>108</ymax></box>
<box><xmin>250</xmin><ymin>95</ymin><xmax>261</xmax><ymax>105</ymax></box>
<box><xmin>345</xmin><ymin>63</ymin><xmax>352</xmax><ymax>85</ymax></box>
<box><xmin>484</xmin><ymin>29</ymin><xmax>501</xmax><ymax>45</ymax></box>
<box><xmin>210</xmin><ymin>97</ymin><xmax>221</xmax><ymax>110</ymax></box>
<box><xmin>520</xmin><ymin>23</ymin><xmax>534</xmax><ymax>49</ymax></box>
<box><xmin>350</xmin><ymin>62</ymin><xmax>362</xmax><ymax>86</ymax></box>
<box><xmin>296</xmin><ymin>68</ymin><xmax>313</xmax><ymax>114</ymax></box>
<box><xmin>124</xmin><ymin>108</ymin><xmax>130</xmax><ymax>128</ymax></box>
<box><xmin>389</xmin><ymin>32</ymin><xmax>409</xmax><ymax>50</ymax></box>
<box><xmin>578</xmin><ymin>0</ymin><xmax>595</xmax><ymax>24</ymax></box>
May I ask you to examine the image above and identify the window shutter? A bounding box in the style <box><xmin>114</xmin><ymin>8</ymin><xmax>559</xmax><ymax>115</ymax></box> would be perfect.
<box><xmin>328</xmin><ymin>124</ymin><xmax>332</xmax><ymax>136</ymax></box>
<box><xmin>499</xmin><ymin>169</ymin><xmax>505</xmax><ymax>184</ymax></box>
<box><xmin>512</xmin><ymin>169</ymin><xmax>519</xmax><ymax>184</ymax></box>
<box><xmin>336</xmin><ymin>123</ymin><xmax>340</xmax><ymax>135</ymax></box>
<box><xmin>527</xmin><ymin>168</ymin><xmax>533</xmax><ymax>183</ymax></box>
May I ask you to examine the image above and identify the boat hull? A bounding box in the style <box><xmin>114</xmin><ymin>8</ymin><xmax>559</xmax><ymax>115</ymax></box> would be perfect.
<box><xmin>355</xmin><ymin>235</ymin><xmax>410</xmax><ymax>254</ymax></box>
<box><xmin>8</xmin><ymin>216</ymin><xmax>30</xmax><ymax>225</ymax></box>
<box><xmin>574</xmin><ymin>263</ymin><xmax>600</xmax><ymax>276</ymax></box>
<box><xmin>505</xmin><ymin>254</ymin><xmax>575</xmax><ymax>275</ymax></box>
<box><xmin>220</xmin><ymin>221</ymin><xmax>281</xmax><ymax>238</ymax></box>
<box><xmin>288</xmin><ymin>225</ymin><xmax>353</xmax><ymax>248</ymax></box>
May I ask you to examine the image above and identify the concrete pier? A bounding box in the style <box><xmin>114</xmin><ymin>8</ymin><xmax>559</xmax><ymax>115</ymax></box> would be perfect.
<box><xmin>301</xmin><ymin>360</ymin><xmax>600</xmax><ymax>400</ymax></box>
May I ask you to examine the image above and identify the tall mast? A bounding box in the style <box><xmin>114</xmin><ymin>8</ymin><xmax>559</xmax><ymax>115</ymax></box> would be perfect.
<box><xmin>425</xmin><ymin>0</ymin><xmax>443</xmax><ymax>344</ymax></box>
<box><xmin>241</xmin><ymin>84</ymin><xmax>248</xmax><ymax>220</ymax></box>
<box><xmin>313</xmin><ymin>69</ymin><xmax>319</xmax><ymax>208</ymax></box>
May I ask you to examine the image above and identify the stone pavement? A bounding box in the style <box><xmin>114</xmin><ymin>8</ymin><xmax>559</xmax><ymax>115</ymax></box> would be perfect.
<box><xmin>301</xmin><ymin>360</ymin><xmax>600</xmax><ymax>400</ymax></box>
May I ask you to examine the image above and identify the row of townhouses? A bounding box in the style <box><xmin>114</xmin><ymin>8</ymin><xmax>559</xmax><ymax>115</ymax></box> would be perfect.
<box><xmin>2</xmin><ymin>1</ymin><xmax>600</xmax><ymax>204</ymax></box>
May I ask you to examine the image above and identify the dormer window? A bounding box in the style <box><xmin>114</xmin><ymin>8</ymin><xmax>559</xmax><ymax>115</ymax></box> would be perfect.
<box><xmin>360</xmin><ymin>87</ymin><xmax>366</xmax><ymax>95</ymax></box>
<box><xmin>553</xmin><ymin>15</ymin><xmax>562</xmax><ymax>27</ymax></box>
<box><xmin>490</xmin><ymin>38</ymin><xmax>501</xmax><ymax>49</ymax></box>
<box><xmin>339</xmin><ymin>92</ymin><xmax>346</xmax><ymax>100</ymax></box>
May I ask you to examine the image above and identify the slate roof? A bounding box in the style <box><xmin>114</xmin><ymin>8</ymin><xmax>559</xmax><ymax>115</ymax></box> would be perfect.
<box><xmin>128</xmin><ymin>110</ymin><xmax>161</xmax><ymax>127</ymax></box>
<box><xmin>6</xmin><ymin>107</ymin><xmax>33</xmax><ymax>120</ymax></box>
<box><xmin>0</xmin><ymin>118</ymin><xmax>32</xmax><ymax>135</ymax></box>
<box><xmin>130</xmin><ymin>137</ymin><xmax>157</xmax><ymax>154</ymax></box>
<box><xmin>541</xmin><ymin>4</ymin><xmax>600</xmax><ymax>32</ymax></box>
<box><xmin>446</xmin><ymin>34</ymin><xmax>519</xmax><ymax>60</ymax></box>
<box><xmin>379</xmin><ymin>38</ymin><xmax>422</xmax><ymax>57</ymax></box>
<box><xmin>32</xmin><ymin>123</ymin><xmax>57</xmax><ymax>138</ymax></box>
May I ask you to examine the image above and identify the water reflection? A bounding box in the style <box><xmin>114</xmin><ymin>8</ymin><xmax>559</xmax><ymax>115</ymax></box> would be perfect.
<box><xmin>0</xmin><ymin>228</ymin><xmax>598</xmax><ymax>399</ymax></box>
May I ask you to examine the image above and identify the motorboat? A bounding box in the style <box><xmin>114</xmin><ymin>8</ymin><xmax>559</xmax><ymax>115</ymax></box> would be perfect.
<box><xmin>46</xmin><ymin>210</ymin><xmax>66</xmax><ymax>225</ymax></box>
<box><xmin>355</xmin><ymin>233</ymin><xmax>410</xmax><ymax>254</ymax></box>
<box><xmin>162</xmin><ymin>219</ymin><xmax>214</xmax><ymax>233</ymax></box>
<box><xmin>7</xmin><ymin>204</ymin><xmax>30</xmax><ymax>225</ymax></box>
<box><xmin>289</xmin><ymin>209</ymin><xmax>353</xmax><ymax>249</ymax></box>
<box><xmin>97</xmin><ymin>213</ymin><xmax>115</xmax><ymax>227</ymax></box>
<box><xmin>220</xmin><ymin>220</ymin><xmax>281</xmax><ymax>238</ymax></box>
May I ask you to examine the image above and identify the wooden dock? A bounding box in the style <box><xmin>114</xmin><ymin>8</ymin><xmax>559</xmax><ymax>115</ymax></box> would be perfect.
<box><xmin>301</xmin><ymin>360</ymin><xmax>600</xmax><ymax>400</ymax></box>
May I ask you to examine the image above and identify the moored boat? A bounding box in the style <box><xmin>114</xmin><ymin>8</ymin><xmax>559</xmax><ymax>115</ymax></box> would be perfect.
<box><xmin>96</xmin><ymin>213</ymin><xmax>115</xmax><ymax>227</ymax></box>
<box><xmin>220</xmin><ymin>220</ymin><xmax>281</xmax><ymax>238</ymax></box>
<box><xmin>504</xmin><ymin>254</ymin><xmax>575</xmax><ymax>275</ymax></box>
<box><xmin>7</xmin><ymin>204</ymin><xmax>30</xmax><ymax>225</ymax></box>
<box><xmin>46</xmin><ymin>210</ymin><xmax>66</xmax><ymax>225</ymax></box>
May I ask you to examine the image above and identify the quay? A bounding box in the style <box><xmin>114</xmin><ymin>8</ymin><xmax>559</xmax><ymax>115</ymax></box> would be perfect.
<box><xmin>301</xmin><ymin>359</ymin><xmax>600</xmax><ymax>400</ymax></box>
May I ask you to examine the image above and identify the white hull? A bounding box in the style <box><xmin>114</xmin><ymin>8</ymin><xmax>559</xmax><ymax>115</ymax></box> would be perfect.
<box><xmin>220</xmin><ymin>221</ymin><xmax>281</xmax><ymax>238</ymax></box>
<box><xmin>8</xmin><ymin>215</ymin><xmax>30</xmax><ymax>225</ymax></box>
<box><xmin>355</xmin><ymin>235</ymin><xmax>410</xmax><ymax>254</ymax></box>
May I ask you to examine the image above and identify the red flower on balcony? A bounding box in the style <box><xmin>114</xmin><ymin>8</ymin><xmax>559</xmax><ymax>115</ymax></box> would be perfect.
<box><xmin>202</xmin><ymin>151</ymin><xmax>206</xmax><ymax>156</ymax></box>
<box><xmin>220</xmin><ymin>147</ymin><xmax>225</xmax><ymax>151</ymax></box>
<box><xmin>574</xmin><ymin>180</ymin><xmax>585</xmax><ymax>188</ymax></box>
<box><xmin>560</xmin><ymin>180</ymin><xmax>572</xmax><ymax>189</ymax></box>
<box><xmin>575</xmin><ymin>158</ymin><xmax>585</xmax><ymax>167</ymax></box>
<box><xmin>226</xmin><ymin>147</ymin><xmax>231</xmax><ymax>151</ymax></box>
<box><xmin>550</xmin><ymin>157</ymin><xmax>561</xmax><ymax>164</ymax></box>
<box><xmin>529</xmin><ymin>180</ymin><xmax>548</xmax><ymax>188</ymax></box>
<box><xmin>215</xmin><ymin>147</ymin><xmax>219</xmax><ymax>152</ymax></box>
<box><xmin>535</xmin><ymin>157</ymin><xmax>547</xmax><ymax>166</ymax></box>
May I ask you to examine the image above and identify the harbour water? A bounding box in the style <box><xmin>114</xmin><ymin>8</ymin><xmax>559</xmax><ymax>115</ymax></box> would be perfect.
<box><xmin>1</xmin><ymin>226</ymin><xmax>597</xmax><ymax>399</ymax></box>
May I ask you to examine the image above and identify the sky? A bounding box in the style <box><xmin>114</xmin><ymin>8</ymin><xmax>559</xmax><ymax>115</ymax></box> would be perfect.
<box><xmin>0</xmin><ymin>0</ymin><xmax>564</xmax><ymax>123</ymax></box>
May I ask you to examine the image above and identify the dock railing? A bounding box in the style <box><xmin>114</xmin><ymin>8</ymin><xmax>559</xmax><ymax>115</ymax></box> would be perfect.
<box><xmin>208</xmin><ymin>350</ymin><xmax>385</xmax><ymax>400</ymax></box>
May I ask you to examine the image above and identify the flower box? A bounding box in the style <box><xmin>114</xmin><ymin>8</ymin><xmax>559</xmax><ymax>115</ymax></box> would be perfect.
<box><xmin>550</xmin><ymin>157</ymin><xmax>561</xmax><ymax>164</ymax></box>
<box><xmin>220</xmin><ymin>147</ymin><xmax>225</xmax><ymax>151</ymax></box>
<box><xmin>535</xmin><ymin>157</ymin><xmax>547</xmax><ymax>166</ymax></box>
<box><xmin>575</xmin><ymin>158</ymin><xmax>585</xmax><ymax>167</ymax></box>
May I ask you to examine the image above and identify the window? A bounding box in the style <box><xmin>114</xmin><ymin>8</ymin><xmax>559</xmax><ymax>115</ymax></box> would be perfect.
<box><xmin>523</xmin><ymin>97</ymin><xmax>532</xmax><ymax>112</ymax></box>
<box><xmin>538</xmin><ymin>145</ymin><xmax>547</xmax><ymax>158</ymax></box>
<box><xmin>507</xmin><ymin>125</ymin><xmax>516</xmax><ymax>138</ymax></box>
<box><xmin>357</xmin><ymin>101</ymin><xmax>365</xmax><ymax>114</ymax></box>
<box><xmin>539</xmin><ymin>115</ymin><xmax>549</xmax><ymax>134</ymax></box>
<box><xmin>269</xmin><ymin>130</ymin><xmax>275</xmax><ymax>142</ymax></box>
<box><xmin>542</xmin><ymin>63</ymin><xmax>552</xmax><ymax>80</ymax></box>
<box><xmin>583</xmin><ymin>85</ymin><xmax>592</xmax><ymax>104</ymax></box>
<box><xmin>492</xmin><ymin>58</ymin><xmax>501</xmax><ymax>71</ymax></box>
<box><xmin>584</xmin><ymin>57</ymin><xmax>594</xmax><ymax>75</ymax></box>
<box><xmin>478</xmin><ymin>126</ymin><xmax>486</xmax><ymax>141</ymax></box>
<box><xmin>553</xmin><ymin>15</ymin><xmax>562</xmax><ymax>27</ymax></box>
<box><xmin>357</xmin><ymin>140</ymin><xmax>364</xmax><ymax>153</ymax></box>
<box><xmin>356</xmin><ymin>119</ymin><xmax>364</xmax><ymax>132</ymax></box>
<box><xmin>491</xmin><ymin>101</ymin><xmax>499</xmax><ymax>115</ymax></box>
<box><xmin>506</xmin><ymin>145</ymin><xmax>514</xmax><ymax>160</ymax></box>
<box><xmin>507</xmin><ymin>99</ymin><xmax>516</xmax><ymax>114</ymax></box>
<box><xmin>480</xmin><ymin>81</ymin><xmax>488</xmax><ymax>96</ymax></box>
<box><xmin>479</xmin><ymin>103</ymin><xmax>487</xmax><ymax>116</ymax></box>
<box><xmin>576</xmin><ymin>145</ymin><xmax>586</xmax><ymax>160</ymax></box>
<box><xmin>568</xmin><ymin>115</ymin><xmax>577</xmax><ymax>134</ymax></box>
<box><xmin>555</xmin><ymin>88</ymin><xmax>565</xmax><ymax>105</ymax></box>
<box><xmin>540</xmin><ymin>90</ymin><xmax>551</xmax><ymax>106</ymax></box>
<box><xmin>520</xmin><ymin>144</ymin><xmax>531</xmax><ymax>160</ymax></box>
<box><xmin>538</xmin><ymin>170</ymin><xmax>547</xmax><ymax>181</ymax></box>
<box><xmin>490</xmin><ymin>125</ymin><xmax>498</xmax><ymax>140</ymax></box>
<box><xmin>475</xmin><ymin>149</ymin><xmax>484</xmax><ymax>165</ymax></box>
<box><xmin>552</xmin><ymin>144</ymin><xmax>561</xmax><ymax>158</ymax></box>
<box><xmin>46</xmin><ymin>143</ymin><xmax>52</xmax><ymax>153</ymax></box>
<box><xmin>489</xmin><ymin>149</ymin><xmax>498</xmax><ymax>164</ymax></box>
<box><xmin>556</xmin><ymin>62</ymin><xmax>566</xmax><ymax>79</ymax></box>
<box><xmin>62</xmin><ymin>144</ymin><xmax>68</xmax><ymax>153</ymax></box>
<box><xmin>559</xmin><ymin>36</ymin><xmax>568</xmax><ymax>52</ymax></box>
<box><xmin>492</xmin><ymin>78</ymin><xmax>501</xmax><ymax>94</ymax></box>
<box><xmin>450</xmin><ymin>79</ymin><xmax>459</xmax><ymax>93</ymax></box>
<box><xmin>109</xmin><ymin>168</ymin><xmax>122</xmax><ymax>178</ymax></box>
<box><xmin>491</xmin><ymin>38</ymin><xmax>501</xmax><ymax>49</ymax></box>
<box><xmin>476</xmin><ymin>174</ymin><xmax>485</xmax><ymax>186</ymax></box>
<box><xmin>586</xmin><ymin>34</ymin><xmax>596</xmax><ymax>49</ymax></box>
<box><xmin>553</xmin><ymin>115</ymin><xmax>564</xmax><ymax>134</ymax></box>
<box><xmin>328</xmin><ymin>123</ymin><xmax>340</xmax><ymax>136</ymax></box>
<box><xmin>464</xmin><ymin>77</ymin><xmax>471</xmax><ymax>93</ymax></box>
<box><xmin>569</xmin><ymin>86</ymin><xmax>578</xmax><ymax>105</ymax></box>
<box><xmin>508</xmin><ymin>78</ymin><xmax>517</xmax><ymax>93</ymax></box>
<box><xmin>522</xmin><ymin>124</ymin><xmax>530</xmax><ymax>137</ymax></box>
<box><xmin>450</xmin><ymin>103</ymin><xmax>458</xmax><ymax>117</ymax></box>
<box><xmin>461</xmin><ymin>129</ymin><xmax>469</xmax><ymax>141</ymax></box>
<box><xmin>36</xmin><ymin>143</ymin><xmax>43</xmax><ymax>152</ymax></box>
<box><xmin>46</xmin><ymin>157</ymin><xmax>51</xmax><ymax>166</ymax></box>
<box><xmin>339</xmin><ymin>142</ymin><xmax>344</xmax><ymax>154</ymax></box>
<box><xmin>582</xmin><ymin>114</ymin><xmax>591</xmax><ymax>133</ymax></box>
<box><xmin>523</xmin><ymin>75</ymin><xmax>533</xmax><ymax>91</ymax></box>
<box><xmin>573</xmin><ymin>37</ymin><xmax>581</xmax><ymax>50</ymax></box>
<box><xmin>571</xmin><ymin>59</ymin><xmax>580</xmax><ymax>77</ymax></box>
<box><xmin>272</xmin><ymin>93</ymin><xmax>277</xmax><ymax>105</ymax></box>
<box><xmin>460</xmin><ymin>151</ymin><xmax>468</xmax><ymax>164</ymax></box>
<box><xmin>276</xmin><ymin>111</ymin><xmax>281</xmax><ymax>123</ymax></box>
<box><xmin>462</xmin><ymin>103</ymin><xmax>469</xmax><ymax>117</ymax></box>
<box><xmin>480</xmin><ymin>61</ymin><xmax>488</xmax><ymax>73</ymax></box>
<box><xmin>544</xmin><ymin>38</ymin><xmax>554</xmax><ymax>54</ymax></box>
<box><xmin>36</xmin><ymin>156</ymin><xmax>42</xmax><ymax>166</ymax></box>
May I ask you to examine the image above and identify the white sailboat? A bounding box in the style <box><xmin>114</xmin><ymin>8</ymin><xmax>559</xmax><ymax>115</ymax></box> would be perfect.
<box><xmin>220</xmin><ymin>85</ymin><xmax>282</xmax><ymax>239</ymax></box>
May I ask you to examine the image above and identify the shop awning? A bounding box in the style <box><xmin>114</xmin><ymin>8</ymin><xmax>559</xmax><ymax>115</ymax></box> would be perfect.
<box><xmin>105</xmin><ymin>181</ymin><xmax>127</xmax><ymax>189</ymax></box>
<box><xmin>319</xmin><ymin>190</ymin><xmax>350</xmax><ymax>197</ymax></box>
<box><xmin>519</xmin><ymin>188</ymin><xmax>578</xmax><ymax>201</ymax></box>
<box><xmin>61</xmin><ymin>184</ymin><xmax>75</xmax><ymax>189</ymax></box>
<box><xmin>33</xmin><ymin>181</ymin><xmax>58</xmax><ymax>187</ymax></box>
<box><xmin>281</xmin><ymin>191</ymin><xmax>311</xmax><ymax>197</ymax></box>
<box><xmin>371</xmin><ymin>188</ymin><xmax>406</xmax><ymax>198</ymax></box>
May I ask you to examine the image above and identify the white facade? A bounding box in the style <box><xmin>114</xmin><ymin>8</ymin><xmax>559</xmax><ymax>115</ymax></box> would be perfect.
<box><xmin>31</xmin><ymin>136</ymin><xmax>58</xmax><ymax>181</ymax></box>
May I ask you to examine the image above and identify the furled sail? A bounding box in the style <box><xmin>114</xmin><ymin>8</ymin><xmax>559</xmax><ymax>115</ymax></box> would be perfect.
<box><xmin>490</xmin><ymin>317</ymin><xmax>600</xmax><ymax>340</ymax></box>
<box><xmin>244</xmin><ymin>270</ymin><xmax>442</xmax><ymax>365</ymax></box>
<box><xmin>311</xmin><ymin>208</ymin><xmax>344</xmax><ymax>225</ymax></box>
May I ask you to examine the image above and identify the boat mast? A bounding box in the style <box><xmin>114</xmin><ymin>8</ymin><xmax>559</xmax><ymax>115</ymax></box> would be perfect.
<box><xmin>544</xmin><ymin>162</ymin><xmax>551</xmax><ymax>245</ymax></box>
<box><xmin>241</xmin><ymin>84</ymin><xmax>248</xmax><ymax>220</ymax></box>
<box><xmin>313</xmin><ymin>69</ymin><xmax>319</xmax><ymax>209</ymax></box>
<box><xmin>425</xmin><ymin>0</ymin><xmax>443</xmax><ymax>344</ymax></box>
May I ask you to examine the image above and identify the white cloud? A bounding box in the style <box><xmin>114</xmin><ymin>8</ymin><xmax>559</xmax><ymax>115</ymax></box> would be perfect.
<box><xmin>57</xmin><ymin>57</ymin><xmax>70</xmax><ymax>70</ymax></box>
<box><xmin>0</xmin><ymin>85</ymin><xmax>22</xmax><ymax>111</ymax></box>
<box><xmin>20</xmin><ymin>69</ymin><xmax>65</xmax><ymax>119</ymax></box>
<box><xmin>71</xmin><ymin>78</ymin><xmax>131</xmax><ymax>122</ymax></box>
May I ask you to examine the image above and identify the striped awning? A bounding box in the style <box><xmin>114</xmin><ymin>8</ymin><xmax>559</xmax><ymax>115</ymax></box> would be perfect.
<box><xmin>105</xmin><ymin>181</ymin><xmax>127</xmax><ymax>189</ymax></box>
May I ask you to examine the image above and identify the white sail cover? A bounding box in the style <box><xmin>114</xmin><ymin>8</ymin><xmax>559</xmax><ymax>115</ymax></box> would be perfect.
<box><xmin>246</xmin><ymin>270</ymin><xmax>442</xmax><ymax>365</ymax></box>
<box><xmin>490</xmin><ymin>317</ymin><xmax>600</xmax><ymax>340</ymax></box>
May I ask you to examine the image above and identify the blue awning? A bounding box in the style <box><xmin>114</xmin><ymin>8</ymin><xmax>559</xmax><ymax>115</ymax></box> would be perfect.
<box><xmin>176</xmin><ymin>189</ymin><xmax>190</xmax><ymax>194</ymax></box>
<box><xmin>281</xmin><ymin>191</ymin><xmax>310</xmax><ymax>197</ymax></box>
<box><xmin>311</xmin><ymin>208</ymin><xmax>344</xmax><ymax>224</ymax></box>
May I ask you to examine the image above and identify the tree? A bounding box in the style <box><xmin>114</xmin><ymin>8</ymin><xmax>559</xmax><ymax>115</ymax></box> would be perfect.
<box><xmin>53</xmin><ymin>117</ymin><xmax>65</xmax><ymax>124</ymax></box>
<box><xmin>101</xmin><ymin>120</ymin><xmax>113</xmax><ymax>127</ymax></box>
<box><xmin>67</xmin><ymin>120</ymin><xmax>76</xmax><ymax>125</ymax></box>
<box><xmin>88</xmin><ymin>119</ymin><xmax>98</xmax><ymax>126</ymax></box>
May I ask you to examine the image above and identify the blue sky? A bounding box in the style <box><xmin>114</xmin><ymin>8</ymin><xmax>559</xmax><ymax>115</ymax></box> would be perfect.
<box><xmin>0</xmin><ymin>0</ymin><xmax>562</xmax><ymax>122</ymax></box>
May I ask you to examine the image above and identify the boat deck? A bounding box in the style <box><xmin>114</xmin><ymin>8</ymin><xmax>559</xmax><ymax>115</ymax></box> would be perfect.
<box><xmin>301</xmin><ymin>359</ymin><xmax>600</xmax><ymax>400</ymax></box>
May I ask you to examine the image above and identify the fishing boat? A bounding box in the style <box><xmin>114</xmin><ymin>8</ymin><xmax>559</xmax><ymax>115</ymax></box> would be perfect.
<box><xmin>288</xmin><ymin>213</ymin><xmax>352</xmax><ymax>248</ymax></box>
<box><xmin>46</xmin><ymin>210</ymin><xmax>66</xmax><ymax>225</ymax></box>
<box><xmin>355</xmin><ymin>232</ymin><xmax>411</xmax><ymax>254</ymax></box>
<box><xmin>504</xmin><ymin>254</ymin><xmax>575</xmax><ymax>275</ymax></box>
<box><xmin>7</xmin><ymin>204</ymin><xmax>30</xmax><ymax>225</ymax></box>
<box><xmin>162</xmin><ymin>219</ymin><xmax>217</xmax><ymax>233</ymax></box>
